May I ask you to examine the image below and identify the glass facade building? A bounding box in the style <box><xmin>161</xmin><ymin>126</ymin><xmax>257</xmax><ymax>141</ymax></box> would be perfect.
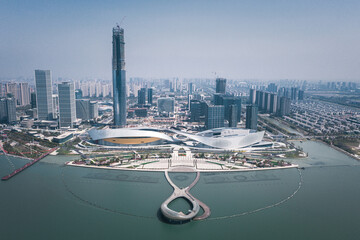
<box><xmin>147</xmin><ymin>88</ymin><xmax>153</xmax><ymax>104</ymax></box>
<box><xmin>35</xmin><ymin>70</ymin><xmax>53</xmax><ymax>120</ymax></box>
<box><xmin>58</xmin><ymin>82</ymin><xmax>76</xmax><ymax>128</ymax></box>
<box><xmin>158</xmin><ymin>97</ymin><xmax>175</xmax><ymax>113</ymax></box>
<box><xmin>112</xmin><ymin>26</ymin><xmax>127</xmax><ymax>127</ymax></box>
<box><xmin>216</xmin><ymin>78</ymin><xmax>226</xmax><ymax>94</ymax></box>
<box><xmin>205</xmin><ymin>105</ymin><xmax>224</xmax><ymax>129</ymax></box>
<box><xmin>246</xmin><ymin>105</ymin><xmax>258</xmax><ymax>130</ymax></box>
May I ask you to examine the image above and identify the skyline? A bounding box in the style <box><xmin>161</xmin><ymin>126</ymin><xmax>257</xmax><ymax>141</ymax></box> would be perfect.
<box><xmin>1</xmin><ymin>0</ymin><xmax>360</xmax><ymax>81</ymax></box>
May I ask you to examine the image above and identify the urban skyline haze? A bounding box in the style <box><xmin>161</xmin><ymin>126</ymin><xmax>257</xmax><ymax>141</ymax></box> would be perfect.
<box><xmin>1</xmin><ymin>0</ymin><xmax>360</xmax><ymax>81</ymax></box>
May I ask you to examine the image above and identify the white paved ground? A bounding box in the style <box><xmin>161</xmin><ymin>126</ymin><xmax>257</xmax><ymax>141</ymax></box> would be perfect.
<box><xmin>67</xmin><ymin>145</ymin><xmax>298</xmax><ymax>172</ymax></box>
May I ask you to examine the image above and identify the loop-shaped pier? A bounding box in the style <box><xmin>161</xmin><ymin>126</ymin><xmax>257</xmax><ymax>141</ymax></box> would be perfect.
<box><xmin>160</xmin><ymin>169</ymin><xmax>211</xmax><ymax>222</ymax></box>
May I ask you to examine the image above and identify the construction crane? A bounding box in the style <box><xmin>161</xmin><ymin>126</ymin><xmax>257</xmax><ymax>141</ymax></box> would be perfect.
<box><xmin>116</xmin><ymin>16</ymin><xmax>126</xmax><ymax>28</ymax></box>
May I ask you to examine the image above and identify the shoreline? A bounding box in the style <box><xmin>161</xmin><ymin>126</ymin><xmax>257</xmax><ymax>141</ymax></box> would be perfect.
<box><xmin>65</xmin><ymin>161</ymin><xmax>299</xmax><ymax>173</ymax></box>
<box><xmin>0</xmin><ymin>152</ymin><xmax>32</xmax><ymax>161</ymax></box>
<box><xmin>315</xmin><ymin>139</ymin><xmax>360</xmax><ymax>161</ymax></box>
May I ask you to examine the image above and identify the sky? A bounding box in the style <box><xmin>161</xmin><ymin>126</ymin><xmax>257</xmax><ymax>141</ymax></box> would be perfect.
<box><xmin>0</xmin><ymin>0</ymin><xmax>360</xmax><ymax>81</ymax></box>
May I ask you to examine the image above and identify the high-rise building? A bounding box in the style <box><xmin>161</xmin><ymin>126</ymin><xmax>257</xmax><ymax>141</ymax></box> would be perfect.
<box><xmin>298</xmin><ymin>90</ymin><xmax>305</xmax><ymax>100</ymax></box>
<box><xmin>246</xmin><ymin>105</ymin><xmax>258</xmax><ymax>130</ymax></box>
<box><xmin>30</xmin><ymin>92</ymin><xmax>37</xmax><ymax>109</ymax></box>
<box><xmin>164</xmin><ymin>79</ymin><xmax>170</xmax><ymax>89</ymax></box>
<box><xmin>279</xmin><ymin>97</ymin><xmax>291</xmax><ymax>116</ymax></box>
<box><xmin>35</xmin><ymin>70</ymin><xmax>53</xmax><ymax>120</ymax></box>
<box><xmin>233</xmin><ymin>97</ymin><xmax>242</xmax><ymax>122</ymax></box>
<box><xmin>5</xmin><ymin>83</ymin><xmax>17</xmax><ymax>99</ymax></box>
<box><xmin>190</xmin><ymin>100</ymin><xmax>201</xmax><ymax>122</ymax></box>
<box><xmin>18</xmin><ymin>83</ymin><xmax>30</xmax><ymax>106</ymax></box>
<box><xmin>215</xmin><ymin>95</ymin><xmax>242</xmax><ymax>123</ymax></box>
<box><xmin>6</xmin><ymin>98</ymin><xmax>16</xmax><ymax>123</ymax></box>
<box><xmin>138</xmin><ymin>88</ymin><xmax>146</xmax><ymax>105</ymax></box>
<box><xmin>112</xmin><ymin>25</ymin><xmax>127</xmax><ymax>127</ymax></box>
<box><xmin>0</xmin><ymin>99</ymin><xmax>7</xmax><ymax>123</ymax></box>
<box><xmin>147</xmin><ymin>88</ymin><xmax>153</xmax><ymax>104</ymax></box>
<box><xmin>188</xmin><ymin>83</ymin><xmax>194</xmax><ymax>94</ymax></box>
<box><xmin>213</xmin><ymin>93</ymin><xmax>223</xmax><ymax>105</ymax></box>
<box><xmin>58</xmin><ymin>82</ymin><xmax>76</xmax><ymax>128</ymax></box>
<box><xmin>291</xmin><ymin>87</ymin><xmax>299</xmax><ymax>101</ymax></box>
<box><xmin>75</xmin><ymin>89</ymin><xmax>83</xmax><ymax>99</ymax></box>
<box><xmin>157</xmin><ymin>97</ymin><xmax>175</xmax><ymax>113</ymax></box>
<box><xmin>267</xmin><ymin>83</ymin><xmax>278</xmax><ymax>93</ymax></box>
<box><xmin>76</xmin><ymin>100</ymin><xmax>98</xmax><ymax>120</ymax></box>
<box><xmin>52</xmin><ymin>94</ymin><xmax>59</xmax><ymax>119</ymax></box>
<box><xmin>89</xmin><ymin>101</ymin><xmax>99</xmax><ymax>119</ymax></box>
<box><xmin>0</xmin><ymin>83</ymin><xmax>4</xmax><ymax>97</ymax></box>
<box><xmin>76</xmin><ymin>100</ymin><xmax>89</xmax><ymax>120</ymax></box>
<box><xmin>269</xmin><ymin>93</ymin><xmax>278</xmax><ymax>114</ymax></box>
<box><xmin>249</xmin><ymin>88</ymin><xmax>256</xmax><ymax>104</ymax></box>
<box><xmin>216</xmin><ymin>78</ymin><xmax>226</xmax><ymax>94</ymax></box>
<box><xmin>0</xmin><ymin>97</ymin><xmax>16</xmax><ymax>124</ymax></box>
<box><xmin>222</xmin><ymin>96</ymin><xmax>235</xmax><ymax>121</ymax></box>
<box><xmin>205</xmin><ymin>104</ymin><xmax>224</xmax><ymax>129</ymax></box>
<box><xmin>228</xmin><ymin>104</ymin><xmax>238</xmax><ymax>127</ymax></box>
<box><xmin>258</xmin><ymin>91</ymin><xmax>265</xmax><ymax>110</ymax></box>
<box><xmin>264</xmin><ymin>92</ymin><xmax>271</xmax><ymax>112</ymax></box>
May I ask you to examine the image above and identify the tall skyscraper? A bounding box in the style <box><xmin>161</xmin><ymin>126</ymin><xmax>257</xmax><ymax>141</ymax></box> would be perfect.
<box><xmin>52</xmin><ymin>94</ymin><xmax>59</xmax><ymax>119</ymax></box>
<box><xmin>279</xmin><ymin>97</ymin><xmax>291</xmax><ymax>116</ymax></box>
<box><xmin>0</xmin><ymin>97</ymin><xmax>16</xmax><ymax>124</ymax></box>
<box><xmin>5</xmin><ymin>83</ymin><xmax>17</xmax><ymax>98</ymax></box>
<box><xmin>188</xmin><ymin>83</ymin><xmax>194</xmax><ymax>94</ymax></box>
<box><xmin>264</xmin><ymin>92</ymin><xmax>271</xmax><ymax>112</ymax></box>
<box><xmin>147</xmin><ymin>88</ymin><xmax>153</xmax><ymax>104</ymax></box>
<box><xmin>30</xmin><ymin>92</ymin><xmax>37</xmax><ymax>109</ymax></box>
<box><xmin>298</xmin><ymin>90</ymin><xmax>305</xmax><ymax>100</ymax></box>
<box><xmin>157</xmin><ymin>97</ymin><xmax>175</xmax><ymax>113</ymax></box>
<box><xmin>0</xmin><ymin>83</ymin><xmax>4</xmax><ymax>97</ymax></box>
<box><xmin>75</xmin><ymin>89</ymin><xmax>83</xmax><ymax>99</ymax></box>
<box><xmin>246</xmin><ymin>105</ymin><xmax>258</xmax><ymax>130</ymax></box>
<box><xmin>249</xmin><ymin>88</ymin><xmax>256</xmax><ymax>104</ymax></box>
<box><xmin>269</xmin><ymin>93</ymin><xmax>278</xmax><ymax>114</ymax></box>
<box><xmin>35</xmin><ymin>70</ymin><xmax>53</xmax><ymax>120</ymax></box>
<box><xmin>216</xmin><ymin>78</ymin><xmax>226</xmax><ymax>94</ymax></box>
<box><xmin>18</xmin><ymin>83</ymin><xmax>30</xmax><ymax>106</ymax></box>
<box><xmin>291</xmin><ymin>87</ymin><xmax>299</xmax><ymax>101</ymax></box>
<box><xmin>0</xmin><ymin>98</ymin><xmax>8</xmax><ymax>123</ymax></box>
<box><xmin>267</xmin><ymin>83</ymin><xmax>278</xmax><ymax>93</ymax></box>
<box><xmin>6</xmin><ymin>98</ymin><xmax>16</xmax><ymax>123</ymax></box>
<box><xmin>138</xmin><ymin>88</ymin><xmax>146</xmax><ymax>105</ymax></box>
<box><xmin>190</xmin><ymin>100</ymin><xmax>201</xmax><ymax>122</ymax></box>
<box><xmin>112</xmin><ymin>25</ymin><xmax>127</xmax><ymax>127</ymax></box>
<box><xmin>58</xmin><ymin>82</ymin><xmax>76</xmax><ymax>128</ymax></box>
<box><xmin>76</xmin><ymin>100</ymin><xmax>99</xmax><ymax>120</ymax></box>
<box><xmin>213</xmin><ymin>93</ymin><xmax>223</xmax><ymax>105</ymax></box>
<box><xmin>258</xmin><ymin>91</ymin><xmax>265</xmax><ymax>110</ymax></box>
<box><xmin>228</xmin><ymin>104</ymin><xmax>238</xmax><ymax>128</ymax></box>
<box><xmin>205</xmin><ymin>104</ymin><xmax>224</xmax><ymax>129</ymax></box>
<box><xmin>222</xmin><ymin>96</ymin><xmax>233</xmax><ymax>121</ymax></box>
<box><xmin>219</xmin><ymin>95</ymin><xmax>242</xmax><ymax>123</ymax></box>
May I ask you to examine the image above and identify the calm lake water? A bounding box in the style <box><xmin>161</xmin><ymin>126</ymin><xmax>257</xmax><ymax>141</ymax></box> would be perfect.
<box><xmin>1</xmin><ymin>141</ymin><xmax>359</xmax><ymax>240</ymax></box>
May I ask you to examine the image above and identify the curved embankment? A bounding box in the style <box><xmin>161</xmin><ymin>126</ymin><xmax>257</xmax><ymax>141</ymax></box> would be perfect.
<box><xmin>160</xmin><ymin>170</ymin><xmax>211</xmax><ymax>222</ymax></box>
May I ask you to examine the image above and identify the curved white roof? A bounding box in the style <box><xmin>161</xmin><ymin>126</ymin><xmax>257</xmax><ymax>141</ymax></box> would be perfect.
<box><xmin>171</xmin><ymin>129</ymin><xmax>264</xmax><ymax>149</ymax></box>
<box><xmin>89</xmin><ymin>128</ymin><xmax>174</xmax><ymax>142</ymax></box>
<box><xmin>88</xmin><ymin>127</ymin><xmax>264</xmax><ymax>150</ymax></box>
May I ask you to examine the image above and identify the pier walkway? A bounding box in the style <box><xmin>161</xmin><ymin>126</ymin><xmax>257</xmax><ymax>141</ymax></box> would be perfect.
<box><xmin>161</xmin><ymin>169</ymin><xmax>211</xmax><ymax>222</ymax></box>
<box><xmin>1</xmin><ymin>147</ymin><xmax>58</xmax><ymax>181</ymax></box>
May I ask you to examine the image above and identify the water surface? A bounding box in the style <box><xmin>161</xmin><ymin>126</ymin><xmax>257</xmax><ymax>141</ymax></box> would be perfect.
<box><xmin>1</xmin><ymin>141</ymin><xmax>359</xmax><ymax>240</ymax></box>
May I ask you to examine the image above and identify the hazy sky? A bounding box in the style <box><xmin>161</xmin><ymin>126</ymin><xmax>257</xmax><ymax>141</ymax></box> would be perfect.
<box><xmin>1</xmin><ymin>0</ymin><xmax>360</xmax><ymax>81</ymax></box>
